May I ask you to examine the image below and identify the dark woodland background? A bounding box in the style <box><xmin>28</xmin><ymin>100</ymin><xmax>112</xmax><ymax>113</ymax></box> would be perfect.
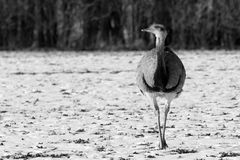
<box><xmin>0</xmin><ymin>0</ymin><xmax>240</xmax><ymax>50</ymax></box>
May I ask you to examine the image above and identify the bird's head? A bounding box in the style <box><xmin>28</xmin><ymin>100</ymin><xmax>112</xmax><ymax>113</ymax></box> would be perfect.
<box><xmin>141</xmin><ymin>24</ymin><xmax>168</xmax><ymax>40</ymax></box>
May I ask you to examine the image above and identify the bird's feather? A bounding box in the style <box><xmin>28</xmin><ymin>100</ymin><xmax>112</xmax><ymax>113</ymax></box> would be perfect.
<box><xmin>136</xmin><ymin>47</ymin><xmax>185</xmax><ymax>94</ymax></box>
<box><xmin>164</xmin><ymin>47</ymin><xmax>185</xmax><ymax>90</ymax></box>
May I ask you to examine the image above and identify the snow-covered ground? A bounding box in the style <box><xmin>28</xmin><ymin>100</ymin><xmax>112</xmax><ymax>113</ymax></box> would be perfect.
<box><xmin>0</xmin><ymin>51</ymin><xmax>240</xmax><ymax>160</ymax></box>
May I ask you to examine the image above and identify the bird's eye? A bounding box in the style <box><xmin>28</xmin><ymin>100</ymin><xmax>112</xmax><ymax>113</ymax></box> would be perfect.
<box><xmin>155</xmin><ymin>26</ymin><xmax>164</xmax><ymax>31</ymax></box>
<box><xmin>160</xmin><ymin>27</ymin><xmax>165</xmax><ymax>31</ymax></box>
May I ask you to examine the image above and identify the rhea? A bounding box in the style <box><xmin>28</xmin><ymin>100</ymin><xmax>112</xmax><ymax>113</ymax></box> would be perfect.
<box><xmin>136</xmin><ymin>24</ymin><xmax>186</xmax><ymax>149</ymax></box>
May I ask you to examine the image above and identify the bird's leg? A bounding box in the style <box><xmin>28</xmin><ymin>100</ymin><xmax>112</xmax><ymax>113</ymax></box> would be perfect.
<box><xmin>146</xmin><ymin>93</ymin><xmax>158</xmax><ymax>116</ymax></box>
<box><xmin>162</xmin><ymin>100</ymin><xmax>171</xmax><ymax>149</ymax></box>
<box><xmin>152</xmin><ymin>97</ymin><xmax>164</xmax><ymax>150</ymax></box>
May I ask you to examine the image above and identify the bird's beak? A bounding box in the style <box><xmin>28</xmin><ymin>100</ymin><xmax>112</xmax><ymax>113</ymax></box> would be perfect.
<box><xmin>141</xmin><ymin>28</ymin><xmax>152</xmax><ymax>33</ymax></box>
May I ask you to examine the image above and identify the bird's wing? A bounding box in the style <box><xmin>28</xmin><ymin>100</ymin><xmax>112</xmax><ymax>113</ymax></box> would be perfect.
<box><xmin>136</xmin><ymin>51</ymin><xmax>161</xmax><ymax>93</ymax></box>
<box><xmin>164</xmin><ymin>48</ymin><xmax>185</xmax><ymax>90</ymax></box>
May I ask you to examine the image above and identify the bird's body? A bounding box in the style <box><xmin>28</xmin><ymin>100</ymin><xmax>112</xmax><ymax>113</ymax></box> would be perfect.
<box><xmin>136</xmin><ymin>24</ymin><xmax>186</xmax><ymax>149</ymax></box>
<box><xmin>137</xmin><ymin>47</ymin><xmax>185</xmax><ymax>95</ymax></box>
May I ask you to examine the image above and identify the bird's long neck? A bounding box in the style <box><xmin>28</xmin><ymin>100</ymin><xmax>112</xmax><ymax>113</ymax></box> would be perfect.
<box><xmin>155</xmin><ymin>36</ymin><xmax>167</xmax><ymax>80</ymax></box>
<box><xmin>155</xmin><ymin>37</ymin><xmax>165</xmax><ymax>52</ymax></box>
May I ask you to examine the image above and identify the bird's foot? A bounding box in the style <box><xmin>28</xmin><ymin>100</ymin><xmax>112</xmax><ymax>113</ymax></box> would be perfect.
<box><xmin>158</xmin><ymin>144</ymin><xmax>168</xmax><ymax>150</ymax></box>
<box><xmin>162</xmin><ymin>140</ymin><xmax>168</xmax><ymax>149</ymax></box>
<box><xmin>158</xmin><ymin>141</ymin><xmax>168</xmax><ymax>150</ymax></box>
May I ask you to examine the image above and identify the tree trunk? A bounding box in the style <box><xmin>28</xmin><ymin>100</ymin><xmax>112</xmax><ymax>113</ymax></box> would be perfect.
<box><xmin>32</xmin><ymin>0</ymin><xmax>41</xmax><ymax>48</ymax></box>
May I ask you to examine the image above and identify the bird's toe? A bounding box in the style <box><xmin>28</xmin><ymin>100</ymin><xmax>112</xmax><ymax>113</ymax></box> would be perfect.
<box><xmin>158</xmin><ymin>143</ymin><xmax>163</xmax><ymax>150</ymax></box>
<box><xmin>162</xmin><ymin>140</ymin><xmax>168</xmax><ymax>148</ymax></box>
<box><xmin>158</xmin><ymin>141</ymin><xmax>168</xmax><ymax>150</ymax></box>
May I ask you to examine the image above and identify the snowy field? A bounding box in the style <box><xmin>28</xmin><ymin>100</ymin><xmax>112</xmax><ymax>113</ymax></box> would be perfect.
<box><xmin>0</xmin><ymin>50</ymin><xmax>240</xmax><ymax>160</ymax></box>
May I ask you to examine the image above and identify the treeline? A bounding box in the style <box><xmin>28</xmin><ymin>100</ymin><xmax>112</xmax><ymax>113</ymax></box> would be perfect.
<box><xmin>0</xmin><ymin>0</ymin><xmax>240</xmax><ymax>50</ymax></box>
